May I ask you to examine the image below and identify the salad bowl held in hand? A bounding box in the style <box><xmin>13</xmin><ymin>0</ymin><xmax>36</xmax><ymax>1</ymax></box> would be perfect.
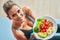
<box><xmin>33</xmin><ymin>16</ymin><xmax>57</xmax><ymax>40</ymax></box>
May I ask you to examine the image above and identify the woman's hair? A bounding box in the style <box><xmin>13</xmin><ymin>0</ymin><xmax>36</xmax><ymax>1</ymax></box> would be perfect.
<box><xmin>3</xmin><ymin>0</ymin><xmax>17</xmax><ymax>15</ymax></box>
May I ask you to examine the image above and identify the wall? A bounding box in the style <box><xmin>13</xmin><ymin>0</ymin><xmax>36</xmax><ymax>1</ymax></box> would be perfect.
<box><xmin>0</xmin><ymin>0</ymin><xmax>60</xmax><ymax>19</ymax></box>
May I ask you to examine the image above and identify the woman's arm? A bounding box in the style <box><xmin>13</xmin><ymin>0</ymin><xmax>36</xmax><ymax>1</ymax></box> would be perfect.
<box><xmin>22</xmin><ymin>7</ymin><xmax>35</xmax><ymax>20</ymax></box>
<box><xmin>22</xmin><ymin>7</ymin><xmax>35</xmax><ymax>27</ymax></box>
<box><xmin>12</xmin><ymin>28</ymin><xmax>27</xmax><ymax>40</ymax></box>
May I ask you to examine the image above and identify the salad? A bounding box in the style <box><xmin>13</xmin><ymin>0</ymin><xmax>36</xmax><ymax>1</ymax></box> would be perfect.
<box><xmin>34</xmin><ymin>17</ymin><xmax>54</xmax><ymax>38</ymax></box>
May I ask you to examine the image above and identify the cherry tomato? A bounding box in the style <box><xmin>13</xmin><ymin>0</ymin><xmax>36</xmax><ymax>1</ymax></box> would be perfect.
<box><xmin>38</xmin><ymin>30</ymin><xmax>41</xmax><ymax>32</ymax></box>
<box><xmin>44</xmin><ymin>22</ymin><xmax>49</xmax><ymax>26</ymax></box>
<box><xmin>40</xmin><ymin>24</ymin><xmax>43</xmax><ymax>27</ymax></box>
<box><xmin>39</xmin><ymin>30</ymin><xmax>42</xmax><ymax>32</ymax></box>
<box><xmin>42</xmin><ymin>19</ymin><xmax>47</xmax><ymax>23</ymax></box>
<box><xmin>45</xmin><ymin>28</ymin><xmax>48</xmax><ymax>31</ymax></box>
<box><xmin>45</xmin><ymin>26</ymin><xmax>49</xmax><ymax>29</ymax></box>
<box><xmin>41</xmin><ymin>29</ymin><xmax>46</xmax><ymax>32</ymax></box>
<box><xmin>40</xmin><ymin>24</ymin><xmax>46</xmax><ymax>29</ymax></box>
<box><xmin>44</xmin><ymin>19</ymin><xmax>47</xmax><ymax>22</ymax></box>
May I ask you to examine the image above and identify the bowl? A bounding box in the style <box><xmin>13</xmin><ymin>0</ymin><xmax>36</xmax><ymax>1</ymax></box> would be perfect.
<box><xmin>33</xmin><ymin>16</ymin><xmax>57</xmax><ymax>40</ymax></box>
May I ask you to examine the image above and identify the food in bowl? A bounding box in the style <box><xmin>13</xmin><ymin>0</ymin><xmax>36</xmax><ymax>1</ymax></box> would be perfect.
<box><xmin>34</xmin><ymin>17</ymin><xmax>54</xmax><ymax>38</ymax></box>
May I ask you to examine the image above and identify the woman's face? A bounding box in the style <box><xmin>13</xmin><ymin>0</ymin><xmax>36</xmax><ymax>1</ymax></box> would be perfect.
<box><xmin>8</xmin><ymin>5</ymin><xmax>25</xmax><ymax>23</ymax></box>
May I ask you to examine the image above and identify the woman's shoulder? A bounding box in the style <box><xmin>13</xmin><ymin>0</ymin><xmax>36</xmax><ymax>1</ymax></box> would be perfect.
<box><xmin>12</xmin><ymin>25</ymin><xmax>24</xmax><ymax>35</ymax></box>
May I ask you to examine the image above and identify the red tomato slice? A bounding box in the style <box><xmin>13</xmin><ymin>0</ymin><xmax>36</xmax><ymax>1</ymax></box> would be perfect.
<box><xmin>40</xmin><ymin>24</ymin><xmax>46</xmax><ymax>29</ymax></box>
<box><xmin>45</xmin><ymin>26</ymin><xmax>49</xmax><ymax>29</ymax></box>
<box><xmin>42</xmin><ymin>19</ymin><xmax>47</xmax><ymax>23</ymax></box>
<box><xmin>41</xmin><ymin>29</ymin><xmax>46</xmax><ymax>32</ymax></box>
<box><xmin>38</xmin><ymin>30</ymin><xmax>41</xmax><ymax>32</ymax></box>
<box><xmin>44</xmin><ymin>22</ymin><xmax>49</xmax><ymax>26</ymax></box>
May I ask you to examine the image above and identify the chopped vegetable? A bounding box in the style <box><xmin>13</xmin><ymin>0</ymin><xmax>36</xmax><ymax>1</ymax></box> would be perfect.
<box><xmin>33</xmin><ymin>17</ymin><xmax>54</xmax><ymax>38</ymax></box>
<box><xmin>34</xmin><ymin>26</ymin><xmax>40</xmax><ymax>33</ymax></box>
<box><xmin>38</xmin><ymin>32</ymin><xmax>48</xmax><ymax>38</ymax></box>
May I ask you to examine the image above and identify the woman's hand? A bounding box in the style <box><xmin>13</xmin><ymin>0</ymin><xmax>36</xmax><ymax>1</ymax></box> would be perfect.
<box><xmin>32</xmin><ymin>34</ymin><xmax>36</xmax><ymax>38</ymax></box>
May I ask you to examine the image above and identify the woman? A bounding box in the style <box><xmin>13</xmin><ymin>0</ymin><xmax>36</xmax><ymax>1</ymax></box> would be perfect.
<box><xmin>3</xmin><ymin>1</ymin><xmax>35</xmax><ymax>40</ymax></box>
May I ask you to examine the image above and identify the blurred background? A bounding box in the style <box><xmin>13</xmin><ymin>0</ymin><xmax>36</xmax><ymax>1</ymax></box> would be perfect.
<box><xmin>0</xmin><ymin>0</ymin><xmax>60</xmax><ymax>18</ymax></box>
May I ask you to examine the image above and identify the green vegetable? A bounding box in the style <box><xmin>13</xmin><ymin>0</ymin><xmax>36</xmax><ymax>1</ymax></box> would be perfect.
<box><xmin>37</xmin><ymin>21</ymin><xmax>43</xmax><ymax>26</ymax></box>
<box><xmin>38</xmin><ymin>32</ymin><xmax>48</xmax><ymax>38</ymax></box>
<box><xmin>34</xmin><ymin>25</ymin><xmax>40</xmax><ymax>33</ymax></box>
<box><xmin>37</xmin><ymin>18</ymin><xmax>43</xmax><ymax>22</ymax></box>
<box><xmin>34</xmin><ymin>18</ymin><xmax>43</xmax><ymax>33</ymax></box>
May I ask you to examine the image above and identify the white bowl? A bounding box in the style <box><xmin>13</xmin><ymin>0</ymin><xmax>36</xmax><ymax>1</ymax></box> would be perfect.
<box><xmin>33</xmin><ymin>16</ymin><xmax>57</xmax><ymax>40</ymax></box>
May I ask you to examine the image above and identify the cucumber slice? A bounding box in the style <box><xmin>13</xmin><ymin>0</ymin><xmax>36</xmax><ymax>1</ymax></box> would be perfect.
<box><xmin>47</xmin><ymin>27</ymin><xmax>54</xmax><ymax>34</ymax></box>
<box><xmin>49</xmin><ymin>27</ymin><xmax>54</xmax><ymax>31</ymax></box>
<box><xmin>38</xmin><ymin>32</ymin><xmax>48</xmax><ymax>38</ymax></box>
